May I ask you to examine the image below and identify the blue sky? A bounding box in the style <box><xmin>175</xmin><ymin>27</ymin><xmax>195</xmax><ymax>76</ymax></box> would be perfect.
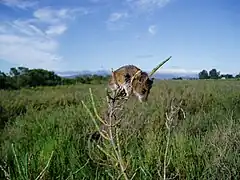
<box><xmin>0</xmin><ymin>0</ymin><xmax>239</xmax><ymax>75</ymax></box>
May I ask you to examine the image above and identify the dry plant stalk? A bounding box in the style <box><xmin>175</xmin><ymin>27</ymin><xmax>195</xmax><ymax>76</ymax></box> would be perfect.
<box><xmin>159</xmin><ymin>98</ymin><xmax>185</xmax><ymax>180</ymax></box>
<box><xmin>0</xmin><ymin>144</ymin><xmax>54</xmax><ymax>180</ymax></box>
<box><xmin>82</xmin><ymin>87</ymin><xmax>132</xmax><ymax>180</ymax></box>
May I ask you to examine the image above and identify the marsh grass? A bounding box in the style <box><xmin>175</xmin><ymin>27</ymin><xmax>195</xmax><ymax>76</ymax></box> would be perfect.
<box><xmin>0</xmin><ymin>80</ymin><xmax>240</xmax><ymax>179</ymax></box>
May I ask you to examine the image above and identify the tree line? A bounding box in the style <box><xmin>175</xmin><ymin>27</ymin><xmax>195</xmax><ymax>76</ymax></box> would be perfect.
<box><xmin>0</xmin><ymin>67</ymin><xmax>110</xmax><ymax>90</ymax></box>
<box><xmin>198</xmin><ymin>69</ymin><xmax>240</xmax><ymax>79</ymax></box>
<box><xmin>1</xmin><ymin>66</ymin><xmax>240</xmax><ymax>90</ymax></box>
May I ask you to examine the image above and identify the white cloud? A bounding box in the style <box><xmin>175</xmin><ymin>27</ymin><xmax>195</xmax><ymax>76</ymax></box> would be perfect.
<box><xmin>106</xmin><ymin>12</ymin><xmax>130</xmax><ymax>30</ymax></box>
<box><xmin>0</xmin><ymin>6</ymin><xmax>88</xmax><ymax>70</ymax></box>
<box><xmin>148</xmin><ymin>25</ymin><xmax>157</xmax><ymax>35</ymax></box>
<box><xmin>0</xmin><ymin>37</ymin><xmax>61</xmax><ymax>69</ymax></box>
<box><xmin>7</xmin><ymin>19</ymin><xmax>45</xmax><ymax>37</ymax></box>
<box><xmin>106</xmin><ymin>0</ymin><xmax>171</xmax><ymax>30</ymax></box>
<box><xmin>0</xmin><ymin>0</ymin><xmax>38</xmax><ymax>9</ymax></box>
<box><xmin>108</xmin><ymin>12</ymin><xmax>128</xmax><ymax>22</ymax></box>
<box><xmin>33</xmin><ymin>7</ymin><xmax>89</xmax><ymax>24</ymax></box>
<box><xmin>0</xmin><ymin>23</ymin><xmax>61</xmax><ymax>70</ymax></box>
<box><xmin>45</xmin><ymin>25</ymin><xmax>67</xmax><ymax>36</ymax></box>
<box><xmin>126</xmin><ymin>0</ymin><xmax>171</xmax><ymax>13</ymax></box>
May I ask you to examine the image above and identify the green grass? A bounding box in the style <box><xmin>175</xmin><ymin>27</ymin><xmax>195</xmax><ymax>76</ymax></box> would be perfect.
<box><xmin>0</xmin><ymin>80</ymin><xmax>240</xmax><ymax>179</ymax></box>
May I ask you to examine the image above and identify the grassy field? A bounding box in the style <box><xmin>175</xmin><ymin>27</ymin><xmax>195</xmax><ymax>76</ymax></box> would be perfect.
<box><xmin>0</xmin><ymin>79</ymin><xmax>240</xmax><ymax>180</ymax></box>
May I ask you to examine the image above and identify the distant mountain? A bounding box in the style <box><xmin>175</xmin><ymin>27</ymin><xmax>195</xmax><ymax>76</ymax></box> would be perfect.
<box><xmin>153</xmin><ymin>73</ymin><xmax>198</xmax><ymax>80</ymax></box>
<box><xmin>56</xmin><ymin>70</ymin><xmax>110</xmax><ymax>78</ymax></box>
<box><xmin>56</xmin><ymin>70</ymin><xmax>198</xmax><ymax>80</ymax></box>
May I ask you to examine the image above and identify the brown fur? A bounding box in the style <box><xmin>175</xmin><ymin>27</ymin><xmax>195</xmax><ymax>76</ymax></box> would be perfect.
<box><xmin>108</xmin><ymin>65</ymin><xmax>154</xmax><ymax>102</ymax></box>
